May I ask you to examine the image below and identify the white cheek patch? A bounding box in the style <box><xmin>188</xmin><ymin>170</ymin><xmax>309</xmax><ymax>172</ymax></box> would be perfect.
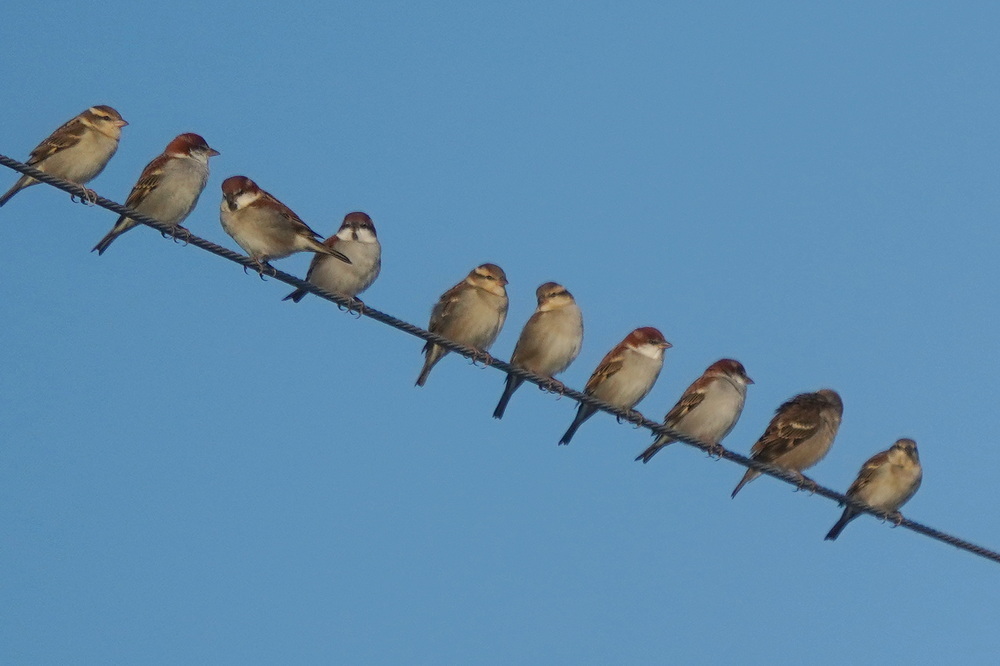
<box><xmin>188</xmin><ymin>150</ymin><xmax>211</xmax><ymax>165</ymax></box>
<box><xmin>233</xmin><ymin>190</ymin><xmax>262</xmax><ymax>209</ymax></box>
<box><xmin>632</xmin><ymin>343</ymin><xmax>663</xmax><ymax>360</ymax></box>
<box><xmin>352</xmin><ymin>228</ymin><xmax>377</xmax><ymax>244</ymax></box>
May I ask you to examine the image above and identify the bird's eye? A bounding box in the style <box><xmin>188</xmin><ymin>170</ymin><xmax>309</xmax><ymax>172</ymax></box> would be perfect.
<box><xmin>486</xmin><ymin>275</ymin><xmax>495</xmax><ymax>280</ymax></box>
<box><xmin>100</xmin><ymin>115</ymin><xmax>111</xmax><ymax>120</ymax></box>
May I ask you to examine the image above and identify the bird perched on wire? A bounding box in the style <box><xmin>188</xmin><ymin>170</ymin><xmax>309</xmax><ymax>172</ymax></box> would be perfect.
<box><xmin>219</xmin><ymin>176</ymin><xmax>350</xmax><ymax>273</ymax></box>
<box><xmin>416</xmin><ymin>263</ymin><xmax>509</xmax><ymax>387</ymax></box>
<box><xmin>1</xmin><ymin>105</ymin><xmax>127</xmax><ymax>207</ymax></box>
<box><xmin>559</xmin><ymin>327</ymin><xmax>670</xmax><ymax>445</ymax></box>
<box><xmin>636</xmin><ymin>358</ymin><xmax>752</xmax><ymax>463</ymax></box>
<box><xmin>825</xmin><ymin>438</ymin><xmax>922</xmax><ymax>541</ymax></box>
<box><xmin>492</xmin><ymin>282</ymin><xmax>583</xmax><ymax>419</ymax></box>
<box><xmin>92</xmin><ymin>133</ymin><xmax>219</xmax><ymax>254</ymax></box>
<box><xmin>731</xmin><ymin>388</ymin><xmax>843</xmax><ymax>497</ymax></box>
<box><xmin>283</xmin><ymin>211</ymin><xmax>381</xmax><ymax>303</ymax></box>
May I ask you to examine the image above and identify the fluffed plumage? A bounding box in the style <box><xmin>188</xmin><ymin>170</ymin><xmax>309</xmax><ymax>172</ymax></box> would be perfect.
<box><xmin>731</xmin><ymin>388</ymin><xmax>843</xmax><ymax>497</ymax></box>
<box><xmin>1</xmin><ymin>105</ymin><xmax>127</xmax><ymax>207</ymax></box>
<box><xmin>493</xmin><ymin>282</ymin><xmax>583</xmax><ymax>419</ymax></box>
<box><xmin>636</xmin><ymin>358</ymin><xmax>752</xmax><ymax>463</ymax></box>
<box><xmin>559</xmin><ymin>327</ymin><xmax>670</xmax><ymax>445</ymax></box>
<box><xmin>416</xmin><ymin>263</ymin><xmax>509</xmax><ymax>387</ymax></box>
<box><xmin>825</xmin><ymin>438</ymin><xmax>922</xmax><ymax>540</ymax></box>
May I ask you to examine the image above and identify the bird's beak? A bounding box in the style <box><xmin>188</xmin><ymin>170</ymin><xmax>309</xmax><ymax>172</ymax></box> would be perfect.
<box><xmin>208</xmin><ymin>148</ymin><xmax>221</xmax><ymax>157</ymax></box>
<box><xmin>660</xmin><ymin>341</ymin><xmax>673</xmax><ymax>349</ymax></box>
<box><xmin>115</xmin><ymin>119</ymin><xmax>129</xmax><ymax>128</ymax></box>
<box><xmin>746</xmin><ymin>376</ymin><xmax>755</xmax><ymax>384</ymax></box>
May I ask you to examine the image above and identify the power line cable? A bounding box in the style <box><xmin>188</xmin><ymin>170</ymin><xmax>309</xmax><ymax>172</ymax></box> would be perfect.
<box><xmin>2</xmin><ymin>153</ymin><xmax>997</xmax><ymax>565</ymax></box>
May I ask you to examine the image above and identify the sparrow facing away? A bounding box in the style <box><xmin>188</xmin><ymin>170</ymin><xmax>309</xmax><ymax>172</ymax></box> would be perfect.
<box><xmin>731</xmin><ymin>388</ymin><xmax>843</xmax><ymax>498</ymax></box>
<box><xmin>1</xmin><ymin>105</ymin><xmax>127</xmax><ymax>207</ymax></box>
<box><xmin>636</xmin><ymin>358</ymin><xmax>753</xmax><ymax>463</ymax></box>
<box><xmin>415</xmin><ymin>263</ymin><xmax>509</xmax><ymax>387</ymax></box>
<box><xmin>493</xmin><ymin>282</ymin><xmax>584</xmax><ymax>419</ymax></box>
<box><xmin>92</xmin><ymin>133</ymin><xmax>219</xmax><ymax>255</ymax></box>
<box><xmin>825</xmin><ymin>438</ymin><xmax>922</xmax><ymax>541</ymax></box>
<box><xmin>219</xmin><ymin>175</ymin><xmax>350</xmax><ymax>271</ymax></box>
<box><xmin>283</xmin><ymin>211</ymin><xmax>381</xmax><ymax>302</ymax></box>
<box><xmin>559</xmin><ymin>327</ymin><xmax>671</xmax><ymax>446</ymax></box>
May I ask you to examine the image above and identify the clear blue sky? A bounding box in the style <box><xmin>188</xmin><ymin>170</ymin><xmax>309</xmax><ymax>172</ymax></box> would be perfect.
<box><xmin>2</xmin><ymin>2</ymin><xmax>999</xmax><ymax>663</ymax></box>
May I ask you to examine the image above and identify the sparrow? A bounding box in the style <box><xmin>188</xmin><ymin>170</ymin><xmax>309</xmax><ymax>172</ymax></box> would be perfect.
<box><xmin>731</xmin><ymin>388</ymin><xmax>843</xmax><ymax>498</ymax></box>
<box><xmin>91</xmin><ymin>133</ymin><xmax>219</xmax><ymax>254</ymax></box>
<box><xmin>219</xmin><ymin>175</ymin><xmax>350</xmax><ymax>271</ymax></box>
<box><xmin>636</xmin><ymin>358</ymin><xmax>752</xmax><ymax>463</ymax></box>
<box><xmin>825</xmin><ymin>438</ymin><xmax>922</xmax><ymax>541</ymax></box>
<box><xmin>283</xmin><ymin>211</ymin><xmax>381</xmax><ymax>302</ymax></box>
<box><xmin>1</xmin><ymin>105</ymin><xmax>127</xmax><ymax>207</ymax></box>
<box><xmin>415</xmin><ymin>263</ymin><xmax>509</xmax><ymax>387</ymax></box>
<box><xmin>492</xmin><ymin>282</ymin><xmax>584</xmax><ymax>419</ymax></box>
<box><xmin>558</xmin><ymin>327</ymin><xmax>671</xmax><ymax>446</ymax></box>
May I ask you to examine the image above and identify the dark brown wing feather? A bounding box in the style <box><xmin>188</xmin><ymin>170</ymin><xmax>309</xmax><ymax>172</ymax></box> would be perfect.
<box><xmin>265</xmin><ymin>191</ymin><xmax>322</xmax><ymax>239</ymax></box>
<box><xmin>846</xmin><ymin>450</ymin><xmax>890</xmax><ymax>497</ymax></box>
<box><xmin>123</xmin><ymin>153</ymin><xmax>171</xmax><ymax>208</ymax></box>
<box><xmin>585</xmin><ymin>347</ymin><xmax>625</xmax><ymax>394</ymax></box>
<box><xmin>27</xmin><ymin>117</ymin><xmax>89</xmax><ymax>165</ymax></box>
<box><xmin>664</xmin><ymin>386</ymin><xmax>706</xmax><ymax>426</ymax></box>
<box><xmin>750</xmin><ymin>393</ymin><xmax>825</xmax><ymax>462</ymax></box>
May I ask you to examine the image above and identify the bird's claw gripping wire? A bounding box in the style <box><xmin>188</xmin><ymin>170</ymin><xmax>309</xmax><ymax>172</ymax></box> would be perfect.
<box><xmin>244</xmin><ymin>258</ymin><xmax>276</xmax><ymax>280</ymax></box>
<box><xmin>616</xmin><ymin>409</ymin><xmax>644</xmax><ymax>428</ymax></box>
<box><xmin>885</xmin><ymin>511</ymin><xmax>905</xmax><ymax>527</ymax></box>
<box><xmin>338</xmin><ymin>297</ymin><xmax>365</xmax><ymax>318</ymax></box>
<box><xmin>469</xmin><ymin>350</ymin><xmax>495</xmax><ymax>368</ymax></box>
<box><xmin>793</xmin><ymin>473</ymin><xmax>818</xmax><ymax>495</ymax></box>
<box><xmin>166</xmin><ymin>226</ymin><xmax>192</xmax><ymax>247</ymax></box>
<box><xmin>540</xmin><ymin>378</ymin><xmax>566</xmax><ymax>396</ymax></box>
<box><xmin>70</xmin><ymin>187</ymin><xmax>99</xmax><ymax>206</ymax></box>
<box><xmin>704</xmin><ymin>442</ymin><xmax>725</xmax><ymax>460</ymax></box>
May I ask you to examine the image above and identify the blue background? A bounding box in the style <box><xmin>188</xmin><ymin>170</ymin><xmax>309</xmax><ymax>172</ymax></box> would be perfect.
<box><xmin>2</xmin><ymin>3</ymin><xmax>998</xmax><ymax>663</ymax></box>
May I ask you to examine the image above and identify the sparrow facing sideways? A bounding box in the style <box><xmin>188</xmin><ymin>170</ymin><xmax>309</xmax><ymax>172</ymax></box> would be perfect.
<box><xmin>1</xmin><ymin>105</ymin><xmax>127</xmax><ymax>207</ymax></box>
<box><xmin>636</xmin><ymin>358</ymin><xmax>752</xmax><ymax>463</ymax></box>
<box><xmin>731</xmin><ymin>388</ymin><xmax>843</xmax><ymax>498</ymax></box>
<box><xmin>283</xmin><ymin>211</ymin><xmax>381</xmax><ymax>302</ymax></box>
<box><xmin>825</xmin><ymin>438</ymin><xmax>922</xmax><ymax>541</ymax></box>
<box><xmin>559</xmin><ymin>327</ymin><xmax>671</xmax><ymax>446</ymax></box>
<box><xmin>219</xmin><ymin>176</ymin><xmax>350</xmax><ymax>271</ymax></box>
<box><xmin>92</xmin><ymin>133</ymin><xmax>219</xmax><ymax>255</ymax></box>
<box><xmin>415</xmin><ymin>263</ymin><xmax>509</xmax><ymax>387</ymax></box>
<box><xmin>493</xmin><ymin>282</ymin><xmax>584</xmax><ymax>419</ymax></box>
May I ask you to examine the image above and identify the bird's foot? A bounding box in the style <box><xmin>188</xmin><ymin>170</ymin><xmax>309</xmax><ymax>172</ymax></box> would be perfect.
<box><xmin>793</xmin><ymin>473</ymin><xmax>818</xmax><ymax>494</ymax></box>
<box><xmin>248</xmin><ymin>259</ymin><xmax>276</xmax><ymax>280</ymax></box>
<box><xmin>340</xmin><ymin>297</ymin><xmax>365</xmax><ymax>317</ymax></box>
<box><xmin>704</xmin><ymin>442</ymin><xmax>725</xmax><ymax>460</ymax></box>
<box><xmin>470</xmin><ymin>350</ymin><xmax>495</xmax><ymax>368</ymax></box>
<box><xmin>540</xmin><ymin>378</ymin><xmax>566</xmax><ymax>396</ymax></box>
<box><xmin>71</xmin><ymin>187</ymin><xmax>99</xmax><ymax>206</ymax></box>
<box><xmin>618</xmin><ymin>409</ymin><xmax>644</xmax><ymax>428</ymax></box>
<box><xmin>170</xmin><ymin>226</ymin><xmax>192</xmax><ymax>246</ymax></box>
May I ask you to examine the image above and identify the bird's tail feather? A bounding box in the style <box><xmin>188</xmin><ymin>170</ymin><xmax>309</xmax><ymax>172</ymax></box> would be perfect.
<box><xmin>559</xmin><ymin>404</ymin><xmax>596</xmax><ymax>445</ymax></box>
<box><xmin>824</xmin><ymin>509</ymin><xmax>857</xmax><ymax>541</ymax></box>
<box><xmin>492</xmin><ymin>375</ymin><xmax>524</xmax><ymax>419</ymax></box>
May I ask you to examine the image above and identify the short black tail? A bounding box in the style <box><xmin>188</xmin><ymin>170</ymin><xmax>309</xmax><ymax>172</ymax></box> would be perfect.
<box><xmin>0</xmin><ymin>176</ymin><xmax>29</xmax><ymax>207</ymax></box>
<box><xmin>92</xmin><ymin>230</ymin><xmax>119</xmax><ymax>255</ymax></box>
<box><xmin>283</xmin><ymin>288</ymin><xmax>308</xmax><ymax>303</ymax></box>
<box><xmin>824</xmin><ymin>508</ymin><xmax>858</xmax><ymax>541</ymax></box>
<box><xmin>731</xmin><ymin>469</ymin><xmax>759</xmax><ymax>498</ymax></box>
<box><xmin>635</xmin><ymin>436</ymin><xmax>672</xmax><ymax>464</ymax></box>
<box><xmin>492</xmin><ymin>375</ymin><xmax>524</xmax><ymax>419</ymax></box>
<box><xmin>558</xmin><ymin>404</ymin><xmax>596</xmax><ymax>445</ymax></box>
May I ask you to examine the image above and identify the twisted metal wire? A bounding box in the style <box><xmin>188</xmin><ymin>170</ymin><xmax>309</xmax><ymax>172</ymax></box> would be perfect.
<box><xmin>2</xmin><ymin>153</ymin><xmax>997</xmax><ymax>564</ymax></box>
